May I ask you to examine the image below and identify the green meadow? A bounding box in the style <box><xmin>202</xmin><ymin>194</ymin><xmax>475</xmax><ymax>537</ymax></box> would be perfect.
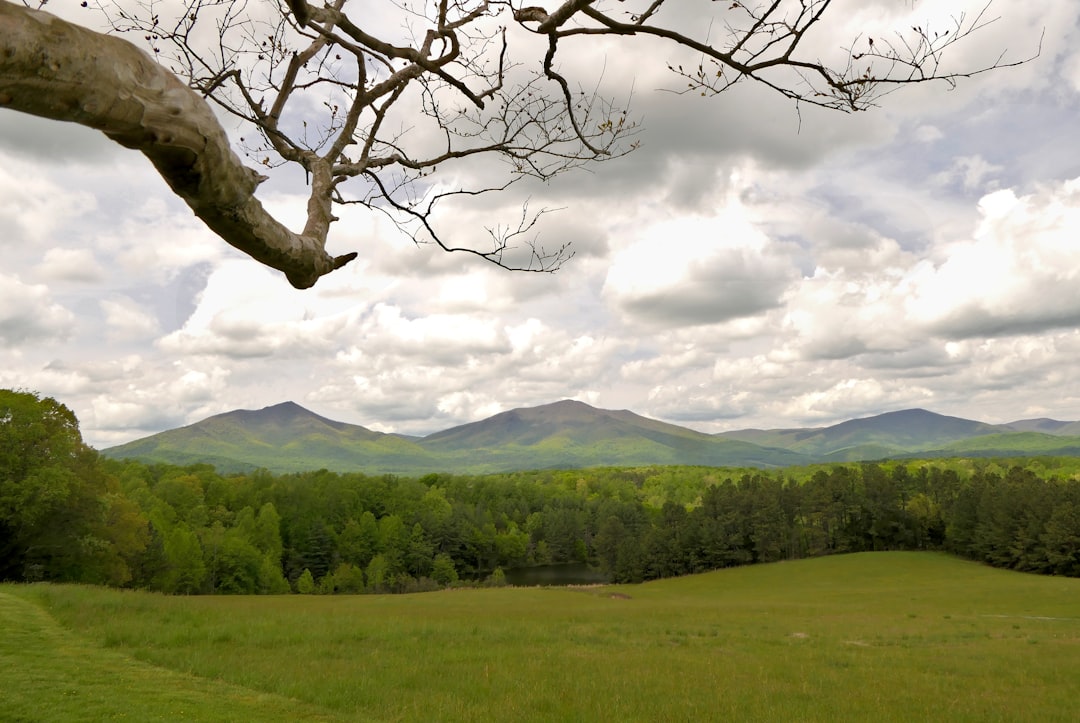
<box><xmin>4</xmin><ymin>552</ymin><xmax>1079</xmax><ymax>721</ymax></box>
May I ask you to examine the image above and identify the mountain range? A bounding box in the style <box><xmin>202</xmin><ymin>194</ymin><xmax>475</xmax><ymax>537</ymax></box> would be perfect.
<box><xmin>100</xmin><ymin>400</ymin><xmax>1080</xmax><ymax>475</ymax></box>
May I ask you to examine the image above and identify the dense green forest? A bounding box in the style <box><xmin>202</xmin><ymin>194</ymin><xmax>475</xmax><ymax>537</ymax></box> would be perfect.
<box><xmin>3</xmin><ymin>390</ymin><xmax>1080</xmax><ymax>593</ymax></box>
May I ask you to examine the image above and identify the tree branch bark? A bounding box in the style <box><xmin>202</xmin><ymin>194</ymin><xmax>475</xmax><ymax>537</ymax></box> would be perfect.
<box><xmin>0</xmin><ymin>1</ymin><xmax>355</xmax><ymax>288</ymax></box>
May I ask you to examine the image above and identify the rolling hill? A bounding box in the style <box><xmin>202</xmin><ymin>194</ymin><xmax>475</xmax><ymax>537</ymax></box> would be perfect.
<box><xmin>1002</xmin><ymin>418</ymin><xmax>1080</xmax><ymax>435</ymax></box>
<box><xmin>718</xmin><ymin>408</ymin><xmax>1004</xmax><ymax>458</ymax></box>
<box><xmin>101</xmin><ymin>401</ymin><xmax>1080</xmax><ymax>475</ymax></box>
<box><xmin>103</xmin><ymin>401</ymin><xmax>440</xmax><ymax>474</ymax></box>
<box><xmin>419</xmin><ymin>399</ymin><xmax>806</xmax><ymax>470</ymax></box>
<box><xmin>102</xmin><ymin>400</ymin><xmax>807</xmax><ymax>473</ymax></box>
<box><xmin>902</xmin><ymin>431</ymin><xmax>1080</xmax><ymax>458</ymax></box>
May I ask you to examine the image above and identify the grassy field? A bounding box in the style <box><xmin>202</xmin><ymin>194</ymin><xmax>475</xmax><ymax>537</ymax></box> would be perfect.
<box><xmin>4</xmin><ymin>552</ymin><xmax>1079</xmax><ymax>721</ymax></box>
<box><xmin>0</xmin><ymin>587</ymin><xmax>341</xmax><ymax>721</ymax></box>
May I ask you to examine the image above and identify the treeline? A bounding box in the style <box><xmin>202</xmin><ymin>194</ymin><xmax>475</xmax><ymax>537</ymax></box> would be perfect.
<box><xmin>596</xmin><ymin>464</ymin><xmax>1080</xmax><ymax>581</ymax></box>
<box><xmin>2</xmin><ymin>390</ymin><xmax>1079</xmax><ymax>594</ymax></box>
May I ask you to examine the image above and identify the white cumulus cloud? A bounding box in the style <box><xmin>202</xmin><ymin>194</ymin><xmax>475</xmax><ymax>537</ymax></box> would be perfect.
<box><xmin>0</xmin><ymin>273</ymin><xmax>75</xmax><ymax>344</ymax></box>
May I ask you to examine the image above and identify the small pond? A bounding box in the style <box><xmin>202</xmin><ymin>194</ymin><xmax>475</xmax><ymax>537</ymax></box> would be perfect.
<box><xmin>502</xmin><ymin>563</ymin><xmax>609</xmax><ymax>587</ymax></box>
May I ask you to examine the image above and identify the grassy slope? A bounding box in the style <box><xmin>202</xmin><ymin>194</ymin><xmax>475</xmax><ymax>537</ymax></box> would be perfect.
<box><xmin>925</xmin><ymin>431</ymin><xmax>1080</xmax><ymax>456</ymax></box>
<box><xmin>0</xmin><ymin>589</ymin><xmax>344</xmax><ymax>721</ymax></box>
<box><xmin>7</xmin><ymin>553</ymin><xmax>1080</xmax><ymax>721</ymax></box>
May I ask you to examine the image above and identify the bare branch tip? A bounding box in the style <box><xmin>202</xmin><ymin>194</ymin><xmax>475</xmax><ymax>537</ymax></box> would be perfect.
<box><xmin>333</xmin><ymin>251</ymin><xmax>359</xmax><ymax>270</ymax></box>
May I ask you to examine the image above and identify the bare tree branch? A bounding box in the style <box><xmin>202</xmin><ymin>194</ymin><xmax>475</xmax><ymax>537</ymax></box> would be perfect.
<box><xmin>0</xmin><ymin>1</ymin><xmax>354</xmax><ymax>288</ymax></box>
<box><xmin>0</xmin><ymin>0</ymin><xmax>1036</xmax><ymax>288</ymax></box>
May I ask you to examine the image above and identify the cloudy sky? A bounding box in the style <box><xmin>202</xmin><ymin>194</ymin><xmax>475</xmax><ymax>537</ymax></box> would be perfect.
<box><xmin>3</xmin><ymin>0</ymin><xmax>1080</xmax><ymax>449</ymax></box>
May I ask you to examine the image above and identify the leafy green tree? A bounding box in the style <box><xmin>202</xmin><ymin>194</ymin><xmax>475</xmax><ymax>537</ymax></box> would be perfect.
<box><xmin>861</xmin><ymin>464</ymin><xmax>912</xmax><ymax>551</ymax></box>
<box><xmin>318</xmin><ymin>572</ymin><xmax>337</xmax><ymax>594</ymax></box>
<box><xmin>542</xmin><ymin>505</ymin><xmax>583</xmax><ymax>563</ymax></box>
<box><xmin>295</xmin><ymin>568</ymin><xmax>316</xmax><ymax>594</ymax></box>
<box><xmin>746</xmin><ymin>475</ymin><xmax>787</xmax><ymax>563</ymax></box>
<box><xmin>405</xmin><ymin>523</ymin><xmax>435</xmax><ymax>578</ymax></box>
<box><xmin>0</xmin><ymin>390</ymin><xmax>146</xmax><ymax>583</ymax></box>
<box><xmin>1009</xmin><ymin>477</ymin><xmax>1053</xmax><ymax>573</ymax></box>
<box><xmin>485</xmin><ymin>567</ymin><xmax>507</xmax><ymax>588</ymax></box>
<box><xmin>387</xmin><ymin>571</ymin><xmax>419</xmax><ymax>594</ymax></box>
<box><xmin>802</xmin><ymin>467</ymin><xmax>867</xmax><ymax>554</ymax></box>
<box><xmin>327</xmin><ymin>562</ymin><xmax>366</xmax><ymax>594</ymax></box>
<box><xmin>462</xmin><ymin>520</ymin><xmax>498</xmax><ymax>573</ymax></box>
<box><xmin>87</xmin><ymin>492</ymin><xmax>151</xmax><ymax>586</ymax></box>
<box><xmin>613</xmin><ymin>535</ymin><xmax>646</xmax><ymax>584</ymax></box>
<box><xmin>694</xmin><ymin>482</ymin><xmax>752</xmax><ymax>569</ymax></box>
<box><xmin>202</xmin><ymin>524</ymin><xmax>263</xmax><ymax>594</ymax></box>
<box><xmin>905</xmin><ymin>493</ymin><xmax>945</xmax><ymax>550</ymax></box>
<box><xmin>285</xmin><ymin>521</ymin><xmax>336</xmax><ymax>582</ymax></box>
<box><xmin>592</xmin><ymin>510</ymin><xmax>647</xmax><ymax>583</ymax></box>
<box><xmin>158</xmin><ymin>524</ymin><xmax>207</xmax><ymax>594</ymax></box>
<box><xmin>593</xmin><ymin>515</ymin><xmax>627</xmax><ymax>576</ymax></box>
<box><xmin>338</xmin><ymin>512</ymin><xmax>379</xmax><ymax>569</ymax></box>
<box><xmin>365</xmin><ymin>554</ymin><xmax>390</xmax><ymax>593</ymax></box>
<box><xmin>494</xmin><ymin>522</ymin><xmax>530</xmax><ymax>569</ymax></box>
<box><xmin>973</xmin><ymin>471</ymin><xmax>1023</xmax><ymax>567</ymax></box>
<box><xmin>258</xmin><ymin>554</ymin><xmax>291</xmax><ymax>594</ymax></box>
<box><xmin>531</xmin><ymin>539</ymin><xmax>553</xmax><ymax>566</ymax></box>
<box><xmin>128</xmin><ymin>519</ymin><xmax>170</xmax><ymax>590</ymax></box>
<box><xmin>153</xmin><ymin>471</ymin><xmax>209</xmax><ymax>528</ymax></box>
<box><xmin>378</xmin><ymin>514</ymin><xmax>409</xmax><ymax>575</ymax></box>
<box><xmin>1042</xmin><ymin>501</ymin><xmax>1080</xmax><ymax>576</ymax></box>
<box><xmin>417</xmin><ymin>486</ymin><xmax>455</xmax><ymax>550</ymax></box>
<box><xmin>233</xmin><ymin>506</ymin><xmax>257</xmax><ymax>544</ymax></box>
<box><xmin>0</xmin><ymin>391</ymin><xmax>81</xmax><ymax>537</ymax></box>
<box><xmin>943</xmin><ymin>474</ymin><xmax>984</xmax><ymax>557</ymax></box>
<box><xmin>644</xmin><ymin>501</ymin><xmax>691</xmax><ymax>579</ymax></box>
<box><xmin>430</xmin><ymin>553</ymin><xmax>459</xmax><ymax>587</ymax></box>
<box><xmin>254</xmin><ymin>502</ymin><xmax>285</xmax><ymax>561</ymax></box>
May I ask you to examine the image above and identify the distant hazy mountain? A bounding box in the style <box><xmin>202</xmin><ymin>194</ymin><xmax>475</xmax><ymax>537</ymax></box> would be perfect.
<box><xmin>103</xmin><ymin>401</ymin><xmax>439</xmax><ymax>474</ymax></box>
<box><xmin>419</xmin><ymin>399</ymin><xmax>806</xmax><ymax>470</ymax></box>
<box><xmin>101</xmin><ymin>401</ymin><xmax>1080</xmax><ymax>475</ymax></box>
<box><xmin>423</xmin><ymin>399</ymin><xmax>682</xmax><ymax>449</ymax></box>
<box><xmin>719</xmin><ymin>409</ymin><xmax>1005</xmax><ymax>459</ymax></box>
<box><xmin>103</xmin><ymin>399</ymin><xmax>806</xmax><ymax>473</ymax></box>
<box><xmin>1002</xmin><ymin>418</ymin><xmax>1080</xmax><ymax>435</ymax></box>
<box><xmin>900</xmin><ymin>431</ymin><xmax>1080</xmax><ymax>459</ymax></box>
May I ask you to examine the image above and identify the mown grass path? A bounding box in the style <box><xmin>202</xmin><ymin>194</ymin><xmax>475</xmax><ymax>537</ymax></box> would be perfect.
<box><xmin>0</xmin><ymin>590</ymin><xmax>344</xmax><ymax>721</ymax></box>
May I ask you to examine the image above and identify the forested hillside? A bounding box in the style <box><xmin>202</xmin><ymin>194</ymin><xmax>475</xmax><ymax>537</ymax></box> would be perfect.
<box><xmin>103</xmin><ymin>399</ymin><xmax>809</xmax><ymax>473</ymax></box>
<box><xmin>4</xmin><ymin>390</ymin><xmax>1080</xmax><ymax>593</ymax></box>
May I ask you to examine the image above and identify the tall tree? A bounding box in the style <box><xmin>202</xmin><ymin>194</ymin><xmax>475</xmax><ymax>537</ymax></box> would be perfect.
<box><xmin>158</xmin><ymin>523</ymin><xmax>207</xmax><ymax>593</ymax></box>
<box><xmin>694</xmin><ymin>481</ymin><xmax>752</xmax><ymax>568</ymax></box>
<box><xmin>0</xmin><ymin>0</ymin><xmax>1028</xmax><ymax>287</ymax></box>
<box><xmin>1042</xmin><ymin>499</ymin><xmax>1080</xmax><ymax>577</ymax></box>
<box><xmin>253</xmin><ymin>502</ymin><xmax>285</xmax><ymax>561</ymax></box>
<box><xmin>0</xmin><ymin>389</ymin><xmax>147</xmax><ymax>583</ymax></box>
<box><xmin>405</xmin><ymin>522</ymin><xmax>436</xmax><ymax>578</ymax></box>
<box><xmin>338</xmin><ymin>511</ymin><xmax>380</xmax><ymax>568</ymax></box>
